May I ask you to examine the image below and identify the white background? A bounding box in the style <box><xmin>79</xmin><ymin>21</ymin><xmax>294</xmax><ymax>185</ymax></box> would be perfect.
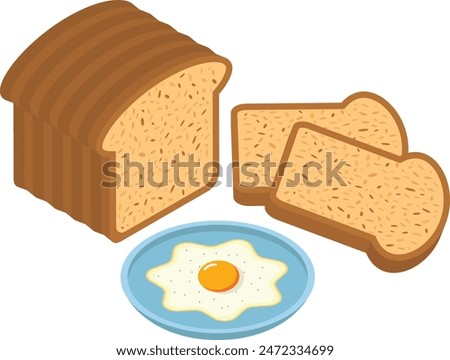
<box><xmin>1</xmin><ymin>1</ymin><xmax>449</xmax><ymax>359</ymax></box>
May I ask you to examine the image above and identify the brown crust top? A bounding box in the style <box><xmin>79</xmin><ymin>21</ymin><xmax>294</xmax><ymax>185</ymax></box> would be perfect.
<box><xmin>266</xmin><ymin>122</ymin><xmax>449</xmax><ymax>272</ymax></box>
<box><xmin>1</xmin><ymin>1</ymin><xmax>231</xmax><ymax>153</ymax></box>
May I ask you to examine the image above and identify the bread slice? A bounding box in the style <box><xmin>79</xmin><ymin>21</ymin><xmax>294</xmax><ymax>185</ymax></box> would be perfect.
<box><xmin>0</xmin><ymin>1</ymin><xmax>231</xmax><ymax>241</ymax></box>
<box><xmin>266</xmin><ymin>122</ymin><xmax>449</xmax><ymax>272</ymax></box>
<box><xmin>232</xmin><ymin>93</ymin><xmax>408</xmax><ymax>205</ymax></box>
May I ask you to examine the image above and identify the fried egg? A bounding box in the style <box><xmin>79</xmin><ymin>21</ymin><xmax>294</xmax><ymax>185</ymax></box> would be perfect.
<box><xmin>146</xmin><ymin>239</ymin><xmax>288</xmax><ymax>321</ymax></box>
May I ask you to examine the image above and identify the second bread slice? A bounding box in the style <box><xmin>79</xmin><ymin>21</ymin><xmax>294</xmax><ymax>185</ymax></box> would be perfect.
<box><xmin>266</xmin><ymin>122</ymin><xmax>449</xmax><ymax>272</ymax></box>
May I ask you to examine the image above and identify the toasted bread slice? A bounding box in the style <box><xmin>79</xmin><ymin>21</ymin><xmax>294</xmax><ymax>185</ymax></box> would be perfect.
<box><xmin>232</xmin><ymin>93</ymin><xmax>408</xmax><ymax>205</ymax></box>
<box><xmin>266</xmin><ymin>122</ymin><xmax>449</xmax><ymax>272</ymax></box>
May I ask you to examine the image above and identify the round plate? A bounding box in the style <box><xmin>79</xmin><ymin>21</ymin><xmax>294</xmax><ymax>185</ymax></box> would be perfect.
<box><xmin>121</xmin><ymin>221</ymin><xmax>314</xmax><ymax>339</ymax></box>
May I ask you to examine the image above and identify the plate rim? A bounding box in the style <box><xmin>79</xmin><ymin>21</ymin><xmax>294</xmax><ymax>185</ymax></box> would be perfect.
<box><xmin>121</xmin><ymin>220</ymin><xmax>315</xmax><ymax>338</ymax></box>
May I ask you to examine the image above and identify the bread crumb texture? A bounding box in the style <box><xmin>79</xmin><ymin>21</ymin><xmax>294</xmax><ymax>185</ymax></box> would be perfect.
<box><xmin>276</xmin><ymin>128</ymin><xmax>445</xmax><ymax>255</ymax></box>
<box><xmin>237</xmin><ymin>98</ymin><xmax>403</xmax><ymax>186</ymax></box>
<box><xmin>103</xmin><ymin>62</ymin><xmax>226</xmax><ymax>232</ymax></box>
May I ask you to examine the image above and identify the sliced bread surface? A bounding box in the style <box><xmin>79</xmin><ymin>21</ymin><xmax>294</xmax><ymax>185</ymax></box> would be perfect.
<box><xmin>266</xmin><ymin>122</ymin><xmax>449</xmax><ymax>272</ymax></box>
<box><xmin>103</xmin><ymin>62</ymin><xmax>227</xmax><ymax>233</ymax></box>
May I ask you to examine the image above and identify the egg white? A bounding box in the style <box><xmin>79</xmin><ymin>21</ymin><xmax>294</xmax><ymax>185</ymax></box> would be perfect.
<box><xmin>146</xmin><ymin>239</ymin><xmax>288</xmax><ymax>321</ymax></box>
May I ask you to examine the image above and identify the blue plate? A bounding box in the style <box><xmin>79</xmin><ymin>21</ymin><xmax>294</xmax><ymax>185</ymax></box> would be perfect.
<box><xmin>121</xmin><ymin>221</ymin><xmax>314</xmax><ymax>339</ymax></box>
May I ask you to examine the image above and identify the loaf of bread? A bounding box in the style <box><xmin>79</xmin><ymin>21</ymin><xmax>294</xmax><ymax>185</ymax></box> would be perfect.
<box><xmin>1</xmin><ymin>1</ymin><xmax>231</xmax><ymax>241</ymax></box>
<box><xmin>232</xmin><ymin>93</ymin><xmax>408</xmax><ymax>205</ymax></box>
<box><xmin>266</xmin><ymin>123</ymin><xmax>449</xmax><ymax>272</ymax></box>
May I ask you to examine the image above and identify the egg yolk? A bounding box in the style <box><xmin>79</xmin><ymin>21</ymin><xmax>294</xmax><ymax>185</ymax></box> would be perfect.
<box><xmin>198</xmin><ymin>260</ymin><xmax>239</xmax><ymax>292</ymax></box>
